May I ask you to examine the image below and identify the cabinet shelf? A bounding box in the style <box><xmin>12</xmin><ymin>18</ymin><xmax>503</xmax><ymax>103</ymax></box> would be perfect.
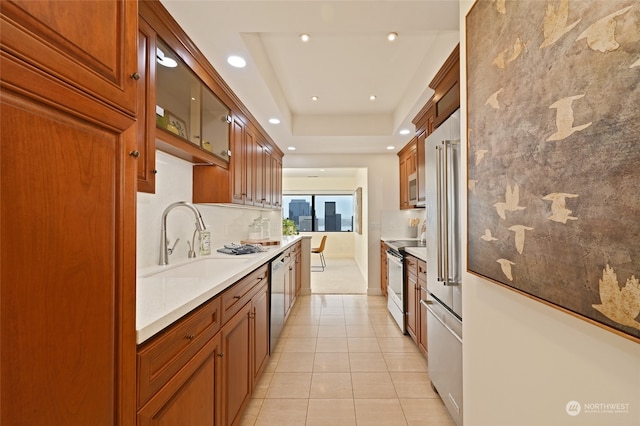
<box><xmin>156</xmin><ymin>126</ymin><xmax>228</xmax><ymax>167</ymax></box>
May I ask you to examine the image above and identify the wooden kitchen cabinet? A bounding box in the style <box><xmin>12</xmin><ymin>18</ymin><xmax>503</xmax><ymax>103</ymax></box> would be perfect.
<box><xmin>252</xmin><ymin>282</ymin><xmax>270</xmax><ymax>383</ymax></box>
<box><xmin>380</xmin><ymin>241</ymin><xmax>388</xmax><ymax>297</ymax></box>
<box><xmin>136</xmin><ymin>262</ymin><xmax>269</xmax><ymax>426</ymax></box>
<box><xmin>1</xmin><ymin>1</ymin><xmax>137</xmax><ymax>424</ymax></box>
<box><xmin>417</xmin><ymin>260</ymin><xmax>428</xmax><ymax>357</ymax></box>
<box><xmin>137</xmin><ymin>334</ymin><xmax>221</xmax><ymax>426</ymax></box>
<box><xmin>398</xmin><ymin>139</ymin><xmax>418</xmax><ymax>210</ymax></box>
<box><xmin>405</xmin><ymin>255</ymin><xmax>419</xmax><ymax>342</ymax></box>
<box><xmin>137</xmin><ymin>17</ymin><xmax>158</xmax><ymax>193</ymax></box>
<box><xmin>220</xmin><ymin>302</ymin><xmax>253</xmax><ymax>426</ymax></box>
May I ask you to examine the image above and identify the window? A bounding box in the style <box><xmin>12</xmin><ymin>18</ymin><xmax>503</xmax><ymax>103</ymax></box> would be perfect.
<box><xmin>283</xmin><ymin>194</ymin><xmax>354</xmax><ymax>232</ymax></box>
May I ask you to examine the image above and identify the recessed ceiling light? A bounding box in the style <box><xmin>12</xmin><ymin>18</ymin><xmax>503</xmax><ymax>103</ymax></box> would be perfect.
<box><xmin>319</xmin><ymin>169</ymin><xmax>325</xmax><ymax>172</ymax></box>
<box><xmin>227</xmin><ymin>55</ymin><xmax>246</xmax><ymax>68</ymax></box>
<box><xmin>386</xmin><ymin>146</ymin><xmax>395</xmax><ymax>150</ymax></box>
<box><xmin>399</xmin><ymin>129</ymin><xmax>410</xmax><ymax>135</ymax></box>
<box><xmin>300</xmin><ymin>33</ymin><xmax>310</xmax><ymax>42</ymax></box>
<box><xmin>311</xmin><ymin>96</ymin><xmax>319</xmax><ymax>101</ymax></box>
<box><xmin>369</xmin><ymin>95</ymin><xmax>377</xmax><ymax>101</ymax></box>
<box><xmin>387</xmin><ymin>32</ymin><xmax>398</xmax><ymax>42</ymax></box>
<box><xmin>287</xmin><ymin>146</ymin><xmax>296</xmax><ymax>151</ymax></box>
<box><xmin>156</xmin><ymin>48</ymin><xmax>178</xmax><ymax>68</ymax></box>
<box><xmin>269</xmin><ymin>118</ymin><xmax>280</xmax><ymax>124</ymax></box>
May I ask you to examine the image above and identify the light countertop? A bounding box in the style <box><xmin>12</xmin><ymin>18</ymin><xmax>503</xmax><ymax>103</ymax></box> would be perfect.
<box><xmin>404</xmin><ymin>246</ymin><xmax>427</xmax><ymax>261</ymax></box>
<box><xmin>136</xmin><ymin>235</ymin><xmax>304</xmax><ymax>344</ymax></box>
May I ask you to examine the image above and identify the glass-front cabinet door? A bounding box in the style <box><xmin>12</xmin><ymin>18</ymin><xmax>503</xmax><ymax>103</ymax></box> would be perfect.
<box><xmin>155</xmin><ymin>38</ymin><xmax>230</xmax><ymax>162</ymax></box>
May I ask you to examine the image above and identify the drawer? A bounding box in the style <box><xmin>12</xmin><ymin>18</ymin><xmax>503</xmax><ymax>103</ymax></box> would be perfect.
<box><xmin>406</xmin><ymin>255</ymin><xmax>418</xmax><ymax>275</ymax></box>
<box><xmin>221</xmin><ymin>263</ymin><xmax>269</xmax><ymax>323</ymax></box>
<box><xmin>137</xmin><ymin>297</ymin><xmax>221</xmax><ymax>408</ymax></box>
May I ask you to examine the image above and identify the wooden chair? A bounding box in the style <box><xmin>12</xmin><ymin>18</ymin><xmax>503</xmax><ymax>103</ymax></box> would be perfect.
<box><xmin>311</xmin><ymin>235</ymin><xmax>327</xmax><ymax>271</ymax></box>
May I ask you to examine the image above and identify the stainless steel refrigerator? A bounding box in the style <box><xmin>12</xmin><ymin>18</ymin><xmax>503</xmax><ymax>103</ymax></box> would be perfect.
<box><xmin>423</xmin><ymin>108</ymin><xmax>463</xmax><ymax>426</ymax></box>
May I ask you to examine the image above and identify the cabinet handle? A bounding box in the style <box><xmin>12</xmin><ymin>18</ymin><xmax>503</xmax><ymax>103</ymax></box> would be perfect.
<box><xmin>218</xmin><ymin>352</ymin><xmax>225</xmax><ymax>358</ymax></box>
<box><xmin>152</xmin><ymin>169</ymin><xmax>158</xmax><ymax>174</ymax></box>
<box><xmin>129</xmin><ymin>150</ymin><xmax>140</xmax><ymax>158</ymax></box>
<box><xmin>186</xmin><ymin>334</ymin><xmax>195</xmax><ymax>340</ymax></box>
<box><xmin>130</xmin><ymin>72</ymin><xmax>141</xmax><ymax>80</ymax></box>
<box><xmin>233</xmin><ymin>295</ymin><xmax>241</xmax><ymax>299</ymax></box>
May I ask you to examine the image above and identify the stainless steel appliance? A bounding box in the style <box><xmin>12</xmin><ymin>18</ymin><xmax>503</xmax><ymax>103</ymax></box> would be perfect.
<box><xmin>385</xmin><ymin>239</ymin><xmax>426</xmax><ymax>333</ymax></box>
<box><xmin>270</xmin><ymin>253</ymin><xmax>286</xmax><ymax>352</ymax></box>
<box><xmin>408</xmin><ymin>171</ymin><xmax>418</xmax><ymax>206</ymax></box>
<box><xmin>424</xmin><ymin>109</ymin><xmax>463</xmax><ymax>426</ymax></box>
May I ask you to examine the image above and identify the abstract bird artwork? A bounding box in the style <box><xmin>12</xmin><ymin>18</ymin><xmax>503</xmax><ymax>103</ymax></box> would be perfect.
<box><xmin>467</xmin><ymin>0</ymin><xmax>640</xmax><ymax>341</ymax></box>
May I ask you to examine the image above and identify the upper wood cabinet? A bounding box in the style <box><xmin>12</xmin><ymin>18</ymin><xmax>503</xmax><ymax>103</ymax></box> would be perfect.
<box><xmin>398</xmin><ymin>139</ymin><xmax>418</xmax><ymax>210</ymax></box>
<box><xmin>0</xmin><ymin>0</ymin><xmax>138</xmax><ymax>117</ymax></box>
<box><xmin>1</xmin><ymin>1</ymin><xmax>137</xmax><ymax>424</ymax></box>
<box><xmin>137</xmin><ymin>17</ymin><xmax>158</xmax><ymax>193</ymax></box>
<box><xmin>430</xmin><ymin>44</ymin><xmax>460</xmax><ymax>129</ymax></box>
<box><xmin>140</xmin><ymin>0</ymin><xmax>284</xmax><ymax>205</ymax></box>
<box><xmin>413</xmin><ymin>44</ymin><xmax>460</xmax><ymax>136</ymax></box>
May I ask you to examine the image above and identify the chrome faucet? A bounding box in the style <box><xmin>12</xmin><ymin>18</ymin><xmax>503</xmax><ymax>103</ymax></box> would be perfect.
<box><xmin>159</xmin><ymin>201</ymin><xmax>207</xmax><ymax>265</ymax></box>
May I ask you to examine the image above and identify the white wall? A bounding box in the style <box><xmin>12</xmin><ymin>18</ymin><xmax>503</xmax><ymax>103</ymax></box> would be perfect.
<box><xmin>137</xmin><ymin>151</ymin><xmax>282</xmax><ymax>270</ymax></box>
<box><xmin>460</xmin><ymin>1</ymin><xmax>640</xmax><ymax>425</ymax></box>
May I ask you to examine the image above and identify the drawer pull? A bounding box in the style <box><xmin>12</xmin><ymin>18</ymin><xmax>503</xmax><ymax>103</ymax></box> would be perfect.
<box><xmin>233</xmin><ymin>295</ymin><xmax>241</xmax><ymax>299</ymax></box>
<box><xmin>186</xmin><ymin>334</ymin><xmax>195</xmax><ymax>340</ymax></box>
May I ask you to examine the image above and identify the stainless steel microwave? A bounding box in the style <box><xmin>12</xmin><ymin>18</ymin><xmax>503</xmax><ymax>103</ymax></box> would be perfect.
<box><xmin>408</xmin><ymin>172</ymin><xmax>418</xmax><ymax>206</ymax></box>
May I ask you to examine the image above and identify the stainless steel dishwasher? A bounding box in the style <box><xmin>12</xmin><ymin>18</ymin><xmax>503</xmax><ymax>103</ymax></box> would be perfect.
<box><xmin>270</xmin><ymin>253</ymin><xmax>287</xmax><ymax>352</ymax></box>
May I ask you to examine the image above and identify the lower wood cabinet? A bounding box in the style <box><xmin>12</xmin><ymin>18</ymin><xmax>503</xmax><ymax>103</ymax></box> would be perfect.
<box><xmin>220</xmin><ymin>302</ymin><xmax>252</xmax><ymax>426</ymax></box>
<box><xmin>252</xmin><ymin>282</ymin><xmax>270</xmax><ymax>382</ymax></box>
<box><xmin>380</xmin><ymin>241</ymin><xmax>388</xmax><ymax>296</ymax></box>
<box><xmin>405</xmin><ymin>255</ymin><xmax>419</xmax><ymax>341</ymax></box>
<box><xmin>137</xmin><ymin>334</ymin><xmax>221</xmax><ymax>425</ymax></box>
<box><xmin>136</xmin><ymin>264</ymin><xmax>272</xmax><ymax>426</ymax></box>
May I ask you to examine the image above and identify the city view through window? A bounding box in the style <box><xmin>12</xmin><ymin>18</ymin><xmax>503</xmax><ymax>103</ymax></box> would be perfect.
<box><xmin>283</xmin><ymin>195</ymin><xmax>354</xmax><ymax>232</ymax></box>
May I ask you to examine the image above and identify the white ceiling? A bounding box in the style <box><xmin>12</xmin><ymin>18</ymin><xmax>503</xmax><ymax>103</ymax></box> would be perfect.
<box><xmin>160</xmin><ymin>0</ymin><xmax>460</xmax><ymax>156</ymax></box>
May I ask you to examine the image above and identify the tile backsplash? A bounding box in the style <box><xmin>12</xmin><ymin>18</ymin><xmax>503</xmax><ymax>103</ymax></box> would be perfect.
<box><xmin>137</xmin><ymin>151</ymin><xmax>281</xmax><ymax>270</ymax></box>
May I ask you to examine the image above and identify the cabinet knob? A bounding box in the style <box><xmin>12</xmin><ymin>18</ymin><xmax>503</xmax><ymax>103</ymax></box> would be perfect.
<box><xmin>186</xmin><ymin>334</ymin><xmax>195</xmax><ymax>340</ymax></box>
<box><xmin>152</xmin><ymin>169</ymin><xmax>158</xmax><ymax>174</ymax></box>
<box><xmin>130</xmin><ymin>72</ymin><xmax>141</xmax><ymax>80</ymax></box>
<box><xmin>129</xmin><ymin>150</ymin><xmax>140</xmax><ymax>158</ymax></box>
<box><xmin>218</xmin><ymin>352</ymin><xmax>225</xmax><ymax>358</ymax></box>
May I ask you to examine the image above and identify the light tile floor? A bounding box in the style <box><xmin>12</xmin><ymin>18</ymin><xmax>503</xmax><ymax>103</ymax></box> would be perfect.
<box><xmin>240</xmin><ymin>294</ymin><xmax>456</xmax><ymax>426</ymax></box>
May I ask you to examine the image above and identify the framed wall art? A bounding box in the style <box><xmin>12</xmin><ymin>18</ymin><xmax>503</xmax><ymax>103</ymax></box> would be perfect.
<box><xmin>466</xmin><ymin>0</ymin><xmax>640</xmax><ymax>341</ymax></box>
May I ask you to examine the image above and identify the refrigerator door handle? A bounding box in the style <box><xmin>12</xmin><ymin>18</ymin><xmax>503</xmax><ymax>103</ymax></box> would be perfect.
<box><xmin>435</xmin><ymin>144</ymin><xmax>444</xmax><ymax>282</ymax></box>
<box><xmin>442</xmin><ymin>140</ymin><xmax>450</xmax><ymax>286</ymax></box>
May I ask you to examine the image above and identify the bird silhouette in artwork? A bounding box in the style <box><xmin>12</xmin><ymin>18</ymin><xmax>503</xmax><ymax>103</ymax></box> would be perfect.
<box><xmin>481</xmin><ymin>229</ymin><xmax>498</xmax><ymax>242</ymax></box>
<box><xmin>497</xmin><ymin>259</ymin><xmax>516</xmax><ymax>281</ymax></box>
<box><xmin>540</xmin><ymin>0</ymin><xmax>581</xmax><ymax>49</ymax></box>
<box><xmin>485</xmin><ymin>89</ymin><xmax>503</xmax><ymax>109</ymax></box>
<box><xmin>630</xmin><ymin>57</ymin><xmax>640</xmax><ymax>68</ymax></box>
<box><xmin>508</xmin><ymin>225</ymin><xmax>534</xmax><ymax>254</ymax></box>
<box><xmin>475</xmin><ymin>149</ymin><xmax>489</xmax><ymax>165</ymax></box>
<box><xmin>493</xmin><ymin>0</ymin><xmax>506</xmax><ymax>14</ymax></box>
<box><xmin>592</xmin><ymin>264</ymin><xmax>640</xmax><ymax>330</ymax></box>
<box><xmin>468</xmin><ymin>179</ymin><xmax>478</xmax><ymax>195</ymax></box>
<box><xmin>494</xmin><ymin>183</ymin><xmax>526</xmax><ymax>220</ymax></box>
<box><xmin>493</xmin><ymin>38</ymin><xmax>525</xmax><ymax>69</ymax></box>
<box><xmin>576</xmin><ymin>6</ymin><xmax>633</xmax><ymax>53</ymax></box>
<box><xmin>547</xmin><ymin>95</ymin><xmax>592</xmax><ymax>141</ymax></box>
<box><xmin>542</xmin><ymin>193</ymin><xmax>579</xmax><ymax>223</ymax></box>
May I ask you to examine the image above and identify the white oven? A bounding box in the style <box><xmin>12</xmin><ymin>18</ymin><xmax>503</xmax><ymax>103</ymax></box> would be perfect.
<box><xmin>386</xmin><ymin>249</ymin><xmax>405</xmax><ymax>332</ymax></box>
